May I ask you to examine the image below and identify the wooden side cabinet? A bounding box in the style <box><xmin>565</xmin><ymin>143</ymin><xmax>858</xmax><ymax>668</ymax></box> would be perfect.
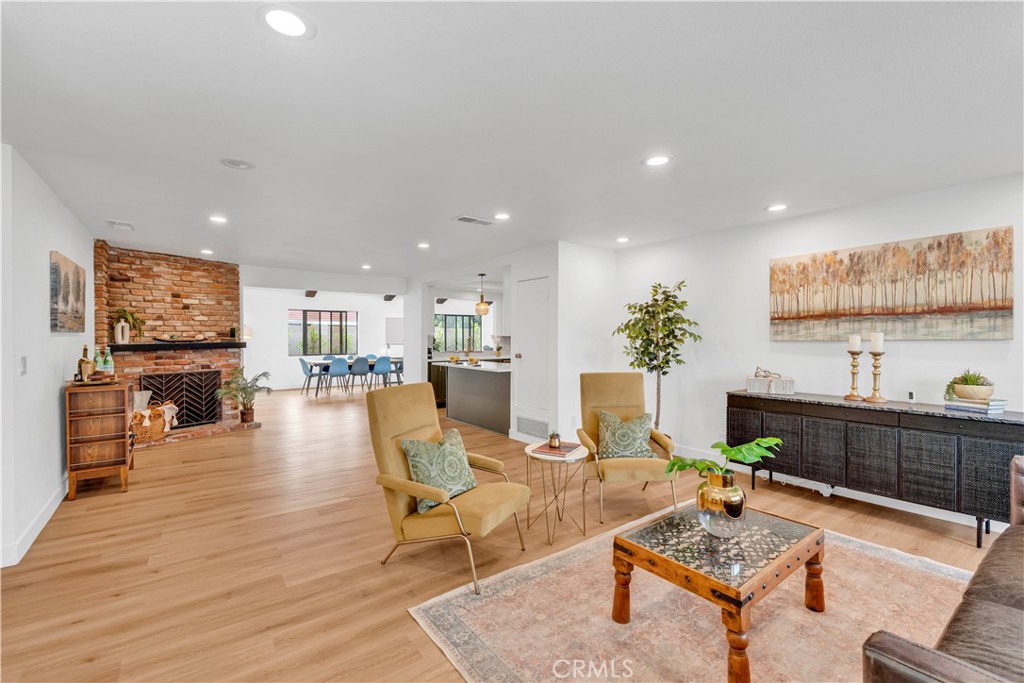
<box><xmin>64</xmin><ymin>381</ymin><xmax>134</xmax><ymax>500</ymax></box>
<box><xmin>727</xmin><ymin>390</ymin><xmax>1024</xmax><ymax>547</ymax></box>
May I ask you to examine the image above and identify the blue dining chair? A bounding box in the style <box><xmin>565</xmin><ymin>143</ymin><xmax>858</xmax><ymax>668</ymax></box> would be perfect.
<box><xmin>389</xmin><ymin>358</ymin><xmax>404</xmax><ymax>386</ymax></box>
<box><xmin>350</xmin><ymin>356</ymin><xmax>371</xmax><ymax>391</ymax></box>
<box><xmin>326</xmin><ymin>358</ymin><xmax>351</xmax><ymax>396</ymax></box>
<box><xmin>365</xmin><ymin>354</ymin><xmax>378</xmax><ymax>360</ymax></box>
<box><xmin>299</xmin><ymin>358</ymin><xmax>323</xmax><ymax>396</ymax></box>
<box><xmin>323</xmin><ymin>354</ymin><xmax>336</xmax><ymax>360</ymax></box>
<box><xmin>370</xmin><ymin>356</ymin><xmax>392</xmax><ymax>388</ymax></box>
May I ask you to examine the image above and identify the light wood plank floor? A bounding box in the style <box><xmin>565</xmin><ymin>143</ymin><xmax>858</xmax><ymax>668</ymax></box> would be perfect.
<box><xmin>1</xmin><ymin>389</ymin><xmax>993</xmax><ymax>682</ymax></box>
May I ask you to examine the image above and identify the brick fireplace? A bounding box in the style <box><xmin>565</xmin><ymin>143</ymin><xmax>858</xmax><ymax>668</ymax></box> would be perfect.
<box><xmin>94</xmin><ymin>240</ymin><xmax>255</xmax><ymax>442</ymax></box>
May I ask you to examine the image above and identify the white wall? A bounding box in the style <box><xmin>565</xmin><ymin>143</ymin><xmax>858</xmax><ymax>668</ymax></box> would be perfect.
<box><xmin>556</xmin><ymin>241</ymin><xmax>619</xmax><ymax>436</ymax></box>
<box><xmin>241</xmin><ymin>287</ymin><xmax>404</xmax><ymax>390</ymax></box>
<box><xmin>613</xmin><ymin>174</ymin><xmax>1024</xmax><ymax>461</ymax></box>
<box><xmin>1</xmin><ymin>146</ymin><xmax>96</xmax><ymax>566</ymax></box>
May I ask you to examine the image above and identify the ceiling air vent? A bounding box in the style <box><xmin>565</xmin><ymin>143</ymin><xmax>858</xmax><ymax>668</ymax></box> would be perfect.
<box><xmin>435</xmin><ymin>297</ymin><xmax>448</xmax><ymax>305</ymax></box>
<box><xmin>106</xmin><ymin>219</ymin><xmax>135</xmax><ymax>231</ymax></box>
<box><xmin>453</xmin><ymin>215</ymin><xmax>494</xmax><ymax>226</ymax></box>
<box><xmin>304</xmin><ymin>290</ymin><xmax>317</xmax><ymax>298</ymax></box>
<box><xmin>383</xmin><ymin>294</ymin><xmax>397</xmax><ymax>302</ymax></box>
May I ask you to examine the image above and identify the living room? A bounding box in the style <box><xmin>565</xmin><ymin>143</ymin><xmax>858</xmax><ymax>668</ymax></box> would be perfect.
<box><xmin>2</xmin><ymin>2</ymin><xmax>1022</xmax><ymax>682</ymax></box>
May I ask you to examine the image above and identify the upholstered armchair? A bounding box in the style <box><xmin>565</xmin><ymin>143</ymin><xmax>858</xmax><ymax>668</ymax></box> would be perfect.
<box><xmin>366</xmin><ymin>382</ymin><xmax>530</xmax><ymax>594</ymax></box>
<box><xmin>577</xmin><ymin>372</ymin><xmax>678</xmax><ymax>531</ymax></box>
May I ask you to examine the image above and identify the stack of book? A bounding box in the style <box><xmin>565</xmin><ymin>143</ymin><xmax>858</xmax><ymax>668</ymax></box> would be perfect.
<box><xmin>944</xmin><ymin>397</ymin><xmax>1007</xmax><ymax>415</ymax></box>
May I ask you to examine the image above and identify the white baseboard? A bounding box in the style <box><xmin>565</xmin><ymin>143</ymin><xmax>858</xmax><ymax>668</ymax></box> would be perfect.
<box><xmin>507</xmin><ymin>430</ymin><xmax>537</xmax><ymax>445</ymax></box>
<box><xmin>1</xmin><ymin>477</ymin><xmax>67</xmax><ymax>567</ymax></box>
<box><xmin>674</xmin><ymin>444</ymin><xmax>1008</xmax><ymax>532</ymax></box>
<box><xmin>728</xmin><ymin>463</ymin><xmax>1009</xmax><ymax>533</ymax></box>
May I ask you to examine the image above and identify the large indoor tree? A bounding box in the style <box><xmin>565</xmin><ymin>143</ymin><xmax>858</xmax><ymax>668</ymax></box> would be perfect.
<box><xmin>613</xmin><ymin>281</ymin><xmax>702</xmax><ymax>429</ymax></box>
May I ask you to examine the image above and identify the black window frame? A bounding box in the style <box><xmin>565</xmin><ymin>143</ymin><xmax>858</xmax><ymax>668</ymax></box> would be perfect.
<box><xmin>288</xmin><ymin>309</ymin><xmax>358</xmax><ymax>356</ymax></box>
<box><xmin>433</xmin><ymin>314</ymin><xmax>483</xmax><ymax>352</ymax></box>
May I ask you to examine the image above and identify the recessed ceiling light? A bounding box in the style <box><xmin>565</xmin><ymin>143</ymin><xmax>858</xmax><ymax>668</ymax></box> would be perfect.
<box><xmin>209</xmin><ymin>215</ymin><xmax>228</xmax><ymax>224</ymax></box>
<box><xmin>493</xmin><ymin>212</ymin><xmax>511</xmax><ymax>221</ymax></box>
<box><xmin>257</xmin><ymin>4</ymin><xmax>317</xmax><ymax>40</ymax></box>
<box><xmin>200</xmin><ymin>249</ymin><xmax>214</xmax><ymax>255</ymax></box>
<box><xmin>361</xmin><ymin>264</ymin><xmax>372</xmax><ymax>270</ymax></box>
<box><xmin>106</xmin><ymin>219</ymin><xmax>135</xmax><ymax>231</ymax></box>
<box><xmin>220</xmin><ymin>158</ymin><xmax>255</xmax><ymax>170</ymax></box>
<box><xmin>766</xmin><ymin>204</ymin><xmax>789</xmax><ymax>212</ymax></box>
<box><xmin>616</xmin><ymin>237</ymin><xmax>630</xmax><ymax>243</ymax></box>
<box><xmin>643</xmin><ymin>155</ymin><xmax>672</xmax><ymax>167</ymax></box>
<box><xmin>417</xmin><ymin>242</ymin><xmax>430</xmax><ymax>249</ymax></box>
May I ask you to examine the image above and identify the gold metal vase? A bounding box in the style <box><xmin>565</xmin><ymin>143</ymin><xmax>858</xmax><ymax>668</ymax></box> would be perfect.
<box><xmin>696</xmin><ymin>470</ymin><xmax>747</xmax><ymax>538</ymax></box>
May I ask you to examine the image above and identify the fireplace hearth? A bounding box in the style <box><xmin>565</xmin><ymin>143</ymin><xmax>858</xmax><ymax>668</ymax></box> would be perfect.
<box><xmin>141</xmin><ymin>370</ymin><xmax>222</xmax><ymax>428</ymax></box>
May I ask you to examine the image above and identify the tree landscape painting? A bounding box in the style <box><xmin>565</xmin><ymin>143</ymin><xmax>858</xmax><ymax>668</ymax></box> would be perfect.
<box><xmin>769</xmin><ymin>226</ymin><xmax>1014</xmax><ymax>341</ymax></box>
<box><xmin>50</xmin><ymin>251</ymin><xmax>86</xmax><ymax>333</ymax></box>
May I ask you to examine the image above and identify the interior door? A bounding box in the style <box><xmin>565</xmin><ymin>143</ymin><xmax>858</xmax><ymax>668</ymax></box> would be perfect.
<box><xmin>513</xmin><ymin>276</ymin><xmax>551</xmax><ymax>419</ymax></box>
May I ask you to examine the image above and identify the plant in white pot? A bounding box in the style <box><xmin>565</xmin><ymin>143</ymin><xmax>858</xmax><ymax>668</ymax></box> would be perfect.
<box><xmin>113</xmin><ymin>308</ymin><xmax>145</xmax><ymax>344</ymax></box>
<box><xmin>216</xmin><ymin>368</ymin><xmax>272</xmax><ymax>423</ymax></box>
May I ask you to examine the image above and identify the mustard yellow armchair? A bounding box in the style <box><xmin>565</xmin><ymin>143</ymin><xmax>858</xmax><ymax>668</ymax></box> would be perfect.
<box><xmin>366</xmin><ymin>382</ymin><xmax>529</xmax><ymax>594</ymax></box>
<box><xmin>578</xmin><ymin>372</ymin><xmax>678</xmax><ymax>531</ymax></box>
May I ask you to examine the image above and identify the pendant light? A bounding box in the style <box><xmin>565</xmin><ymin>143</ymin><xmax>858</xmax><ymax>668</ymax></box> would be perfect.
<box><xmin>475</xmin><ymin>273</ymin><xmax>490</xmax><ymax>315</ymax></box>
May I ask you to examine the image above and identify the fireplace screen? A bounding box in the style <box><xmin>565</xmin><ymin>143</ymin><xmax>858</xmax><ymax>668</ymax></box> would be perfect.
<box><xmin>141</xmin><ymin>370</ymin><xmax>222</xmax><ymax>428</ymax></box>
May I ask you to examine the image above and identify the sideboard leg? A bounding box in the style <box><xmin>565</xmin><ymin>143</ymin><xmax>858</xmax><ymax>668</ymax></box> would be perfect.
<box><xmin>975</xmin><ymin>517</ymin><xmax>983</xmax><ymax>548</ymax></box>
<box><xmin>750</xmin><ymin>467</ymin><xmax>757</xmax><ymax>490</ymax></box>
<box><xmin>985</xmin><ymin>519</ymin><xmax>991</xmax><ymax>534</ymax></box>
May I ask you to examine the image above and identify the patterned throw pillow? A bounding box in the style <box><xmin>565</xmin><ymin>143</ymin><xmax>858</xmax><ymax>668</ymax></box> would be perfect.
<box><xmin>597</xmin><ymin>410</ymin><xmax>656</xmax><ymax>459</ymax></box>
<box><xmin>402</xmin><ymin>429</ymin><xmax>478</xmax><ymax>513</ymax></box>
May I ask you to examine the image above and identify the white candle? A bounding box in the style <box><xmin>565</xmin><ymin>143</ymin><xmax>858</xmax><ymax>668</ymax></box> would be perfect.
<box><xmin>870</xmin><ymin>332</ymin><xmax>884</xmax><ymax>353</ymax></box>
<box><xmin>847</xmin><ymin>334</ymin><xmax>861</xmax><ymax>352</ymax></box>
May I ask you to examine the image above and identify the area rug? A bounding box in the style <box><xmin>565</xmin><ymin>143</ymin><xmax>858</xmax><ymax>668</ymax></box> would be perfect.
<box><xmin>409</xmin><ymin>506</ymin><xmax>971</xmax><ymax>683</ymax></box>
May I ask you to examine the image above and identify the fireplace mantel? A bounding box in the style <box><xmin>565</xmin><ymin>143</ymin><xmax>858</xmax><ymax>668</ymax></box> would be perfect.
<box><xmin>110</xmin><ymin>341</ymin><xmax>247</xmax><ymax>352</ymax></box>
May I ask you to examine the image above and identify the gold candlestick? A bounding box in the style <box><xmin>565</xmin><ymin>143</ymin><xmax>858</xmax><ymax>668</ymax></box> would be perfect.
<box><xmin>844</xmin><ymin>351</ymin><xmax>863</xmax><ymax>401</ymax></box>
<box><xmin>864</xmin><ymin>351</ymin><xmax>887</xmax><ymax>403</ymax></box>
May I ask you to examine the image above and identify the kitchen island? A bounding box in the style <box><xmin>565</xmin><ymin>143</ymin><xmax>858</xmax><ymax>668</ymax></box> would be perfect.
<box><xmin>435</xmin><ymin>362</ymin><xmax>511</xmax><ymax>434</ymax></box>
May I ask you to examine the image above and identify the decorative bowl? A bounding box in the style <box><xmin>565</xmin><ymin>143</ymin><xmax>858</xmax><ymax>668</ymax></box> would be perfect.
<box><xmin>953</xmin><ymin>384</ymin><xmax>994</xmax><ymax>401</ymax></box>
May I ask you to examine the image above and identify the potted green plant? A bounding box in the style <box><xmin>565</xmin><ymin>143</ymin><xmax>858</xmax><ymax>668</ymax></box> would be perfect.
<box><xmin>112</xmin><ymin>307</ymin><xmax>145</xmax><ymax>344</ymax></box>
<box><xmin>613</xmin><ymin>281</ymin><xmax>702</xmax><ymax>430</ymax></box>
<box><xmin>216</xmin><ymin>368</ymin><xmax>272</xmax><ymax>423</ymax></box>
<box><xmin>666</xmin><ymin>437</ymin><xmax>781</xmax><ymax>537</ymax></box>
<box><xmin>944</xmin><ymin>369</ymin><xmax>994</xmax><ymax>401</ymax></box>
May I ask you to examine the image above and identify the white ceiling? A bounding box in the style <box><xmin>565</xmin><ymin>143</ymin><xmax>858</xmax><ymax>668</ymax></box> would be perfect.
<box><xmin>3</xmin><ymin>2</ymin><xmax>1021</xmax><ymax>279</ymax></box>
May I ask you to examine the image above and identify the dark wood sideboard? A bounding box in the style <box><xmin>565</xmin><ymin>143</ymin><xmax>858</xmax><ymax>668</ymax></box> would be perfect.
<box><xmin>726</xmin><ymin>391</ymin><xmax>1024</xmax><ymax>547</ymax></box>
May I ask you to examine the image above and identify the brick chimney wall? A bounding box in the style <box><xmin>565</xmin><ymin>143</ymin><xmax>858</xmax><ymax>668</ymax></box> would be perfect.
<box><xmin>94</xmin><ymin>239</ymin><xmax>240</xmax><ymax>346</ymax></box>
<box><xmin>93</xmin><ymin>240</ymin><xmax>243</xmax><ymax>421</ymax></box>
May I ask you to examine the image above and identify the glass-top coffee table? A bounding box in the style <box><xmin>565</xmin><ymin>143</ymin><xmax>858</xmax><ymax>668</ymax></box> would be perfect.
<box><xmin>612</xmin><ymin>506</ymin><xmax>825</xmax><ymax>683</ymax></box>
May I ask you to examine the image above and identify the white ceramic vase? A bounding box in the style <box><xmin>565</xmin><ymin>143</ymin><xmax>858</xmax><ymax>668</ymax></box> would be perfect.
<box><xmin>114</xmin><ymin>320</ymin><xmax>130</xmax><ymax>345</ymax></box>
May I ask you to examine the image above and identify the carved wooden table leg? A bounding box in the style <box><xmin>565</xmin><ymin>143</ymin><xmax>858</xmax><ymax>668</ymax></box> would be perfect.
<box><xmin>804</xmin><ymin>549</ymin><xmax>825</xmax><ymax>612</ymax></box>
<box><xmin>612</xmin><ymin>556</ymin><xmax>633</xmax><ymax>624</ymax></box>
<box><xmin>722</xmin><ymin>607</ymin><xmax>751</xmax><ymax>683</ymax></box>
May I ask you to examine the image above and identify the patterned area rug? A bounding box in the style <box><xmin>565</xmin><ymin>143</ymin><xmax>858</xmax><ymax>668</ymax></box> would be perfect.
<box><xmin>410</xmin><ymin>506</ymin><xmax>971</xmax><ymax>683</ymax></box>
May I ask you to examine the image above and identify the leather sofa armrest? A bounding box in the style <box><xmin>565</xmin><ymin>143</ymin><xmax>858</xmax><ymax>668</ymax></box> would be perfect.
<box><xmin>863</xmin><ymin>631</ymin><xmax>1009</xmax><ymax>683</ymax></box>
<box><xmin>376</xmin><ymin>474</ymin><xmax>450</xmax><ymax>505</ymax></box>
<box><xmin>1011</xmin><ymin>455</ymin><xmax>1024</xmax><ymax>525</ymax></box>
<box><xmin>650</xmin><ymin>428</ymin><xmax>675</xmax><ymax>456</ymax></box>
<box><xmin>577</xmin><ymin>429</ymin><xmax>598</xmax><ymax>458</ymax></box>
<box><xmin>467</xmin><ymin>452</ymin><xmax>505</xmax><ymax>475</ymax></box>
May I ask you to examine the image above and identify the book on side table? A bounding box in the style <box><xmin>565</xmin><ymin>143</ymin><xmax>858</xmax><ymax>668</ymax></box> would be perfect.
<box><xmin>531</xmin><ymin>442</ymin><xmax>583</xmax><ymax>457</ymax></box>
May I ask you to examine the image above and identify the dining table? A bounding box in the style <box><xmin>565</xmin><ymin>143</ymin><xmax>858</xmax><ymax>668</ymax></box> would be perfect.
<box><xmin>306</xmin><ymin>357</ymin><xmax>403</xmax><ymax>396</ymax></box>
